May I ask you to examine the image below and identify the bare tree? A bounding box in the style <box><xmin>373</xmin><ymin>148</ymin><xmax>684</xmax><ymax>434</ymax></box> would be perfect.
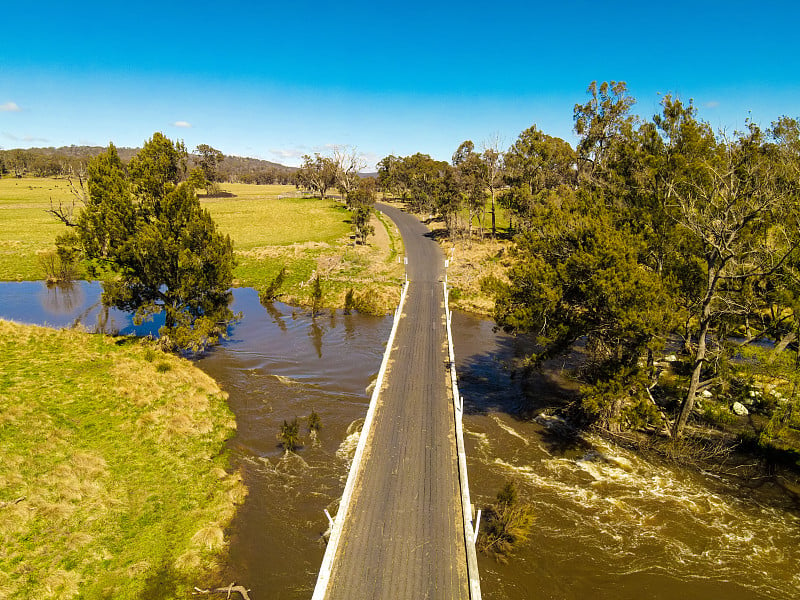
<box><xmin>333</xmin><ymin>145</ymin><xmax>367</xmax><ymax>201</ymax></box>
<box><xmin>481</xmin><ymin>133</ymin><xmax>505</xmax><ymax>238</ymax></box>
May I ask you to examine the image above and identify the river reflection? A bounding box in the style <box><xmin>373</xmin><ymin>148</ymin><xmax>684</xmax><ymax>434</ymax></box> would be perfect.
<box><xmin>1</xmin><ymin>283</ymin><xmax>798</xmax><ymax>599</ymax></box>
<box><xmin>0</xmin><ymin>280</ymin><xmax>162</xmax><ymax>336</ymax></box>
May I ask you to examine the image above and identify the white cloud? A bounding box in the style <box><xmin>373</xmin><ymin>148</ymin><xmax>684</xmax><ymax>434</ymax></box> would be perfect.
<box><xmin>0</xmin><ymin>102</ymin><xmax>21</xmax><ymax>112</ymax></box>
<box><xmin>705</xmin><ymin>101</ymin><xmax>720</xmax><ymax>109</ymax></box>
<box><xmin>270</xmin><ymin>147</ymin><xmax>305</xmax><ymax>160</ymax></box>
<box><xmin>2</xmin><ymin>132</ymin><xmax>48</xmax><ymax>143</ymax></box>
<box><xmin>172</xmin><ymin>121</ymin><xmax>192</xmax><ymax>128</ymax></box>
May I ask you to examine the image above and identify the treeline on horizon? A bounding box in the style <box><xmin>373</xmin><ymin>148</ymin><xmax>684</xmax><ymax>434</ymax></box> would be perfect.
<box><xmin>375</xmin><ymin>81</ymin><xmax>800</xmax><ymax>463</ymax></box>
<box><xmin>0</xmin><ymin>144</ymin><xmax>296</xmax><ymax>185</ymax></box>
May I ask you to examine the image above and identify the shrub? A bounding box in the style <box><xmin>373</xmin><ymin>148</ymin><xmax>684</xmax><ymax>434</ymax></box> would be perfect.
<box><xmin>477</xmin><ymin>481</ymin><xmax>535</xmax><ymax>563</ymax></box>
<box><xmin>308</xmin><ymin>409</ymin><xmax>322</xmax><ymax>433</ymax></box>
<box><xmin>279</xmin><ymin>418</ymin><xmax>301</xmax><ymax>452</ymax></box>
<box><xmin>39</xmin><ymin>250</ymin><xmax>78</xmax><ymax>283</ymax></box>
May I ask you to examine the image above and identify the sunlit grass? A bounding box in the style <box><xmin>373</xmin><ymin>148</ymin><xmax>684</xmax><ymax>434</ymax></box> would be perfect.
<box><xmin>0</xmin><ymin>320</ymin><xmax>245</xmax><ymax>599</ymax></box>
<box><xmin>0</xmin><ymin>177</ymin><xmax>77</xmax><ymax>280</ymax></box>
<box><xmin>0</xmin><ymin>177</ymin><xmax>404</xmax><ymax>311</ymax></box>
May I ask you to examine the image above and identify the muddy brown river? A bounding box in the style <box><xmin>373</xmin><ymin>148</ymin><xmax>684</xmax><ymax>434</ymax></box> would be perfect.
<box><xmin>1</xmin><ymin>281</ymin><xmax>799</xmax><ymax>599</ymax></box>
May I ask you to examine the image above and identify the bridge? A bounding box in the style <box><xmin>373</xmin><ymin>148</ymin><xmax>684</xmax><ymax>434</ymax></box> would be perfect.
<box><xmin>312</xmin><ymin>204</ymin><xmax>482</xmax><ymax>599</ymax></box>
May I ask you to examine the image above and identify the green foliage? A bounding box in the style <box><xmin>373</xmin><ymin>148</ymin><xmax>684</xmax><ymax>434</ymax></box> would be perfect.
<box><xmin>308</xmin><ymin>409</ymin><xmax>322</xmax><ymax>433</ymax></box>
<box><xmin>38</xmin><ymin>249</ymin><xmax>78</xmax><ymax>283</ymax></box>
<box><xmin>700</xmin><ymin>402</ymin><xmax>737</xmax><ymax>427</ymax></box>
<box><xmin>495</xmin><ymin>188</ymin><xmax>677</xmax><ymax>377</ymax></box>
<box><xmin>295</xmin><ymin>153</ymin><xmax>338</xmax><ymax>200</ymax></box>
<box><xmin>580</xmin><ymin>370</ymin><xmax>656</xmax><ymax>431</ymax></box>
<box><xmin>195</xmin><ymin>143</ymin><xmax>225</xmax><ymax>186</ymax></box>
<box><xmin>501</xmin><ymin>125</ymin><xmax>576</xmax><ymax>230</ymax></box>
<box><xmin>279</xmin><ymin>418</ymin><xmax>301</xmax><ymax>452</ymax></box>
<box><xmin>478</xmin><ymin>481</ymin><xmax>535</xmax><ymax>563</ymax></box>
<box><xmin>57</xmin><ymin>134</ymin><xmax>237</xmax><ymax>352</ymax></box>
<box><xmin>448</xmin><ymin>287</ymin><xmax>462</xmax><ymax>302</ymax></box>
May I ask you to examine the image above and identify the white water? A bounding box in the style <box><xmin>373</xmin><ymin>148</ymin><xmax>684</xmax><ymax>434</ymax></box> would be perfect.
<box><xmin>470</xmin><ymin>413</ymin><xmax>800</xmax><ymax>599</ymax></box>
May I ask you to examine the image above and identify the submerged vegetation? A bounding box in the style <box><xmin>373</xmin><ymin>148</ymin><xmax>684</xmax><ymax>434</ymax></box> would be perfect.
<box><xmin>0</xmin><ymin>320</ymin><xmax>245</xmax><ymax>598</ymax></box>
<box><xmin>477</xmin><ymin>481</ymin><xmax>536</xmax><ymax>562</ymax></box>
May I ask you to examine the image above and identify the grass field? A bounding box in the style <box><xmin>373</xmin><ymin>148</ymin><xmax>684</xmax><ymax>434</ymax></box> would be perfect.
<box><xmin>0</xmin><ymin>177</ymin><xmax>77</xmax><ymax>281</ymax></box>
<box><xmin>0</xmin><ymin>320</ymin><xmax>245</xmax><ymax>599</ymax></box>
<box><xmin>0</xmin><ymin>177</ymin><xmax>405</xmax><ymax>312</ymax></box>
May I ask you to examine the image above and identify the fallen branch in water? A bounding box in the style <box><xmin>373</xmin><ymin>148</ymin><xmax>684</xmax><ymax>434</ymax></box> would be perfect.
<box><xmin>193</xmin><ymin>583</ymin><xmax>252</xmax><ymax>600</ymax></box>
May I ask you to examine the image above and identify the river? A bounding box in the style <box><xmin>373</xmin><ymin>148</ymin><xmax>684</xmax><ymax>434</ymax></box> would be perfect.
<box><xmin>1</xmin><ymin>281</ymin><xmax>798</xmax><ymax>599</ymax></box>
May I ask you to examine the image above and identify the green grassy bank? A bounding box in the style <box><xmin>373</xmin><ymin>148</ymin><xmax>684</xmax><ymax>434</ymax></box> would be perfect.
<box><xmin>0</xmin><ymin>320</ymin><xmax>245</xmax><ymax>599</ymax></box>
<box><xmin>0</xmin><ymin>177</ymin><xmax>404</xmax><ymax>313</ymax></box>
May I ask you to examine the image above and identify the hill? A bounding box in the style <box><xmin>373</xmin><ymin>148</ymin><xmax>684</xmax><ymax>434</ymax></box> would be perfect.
<box><xmin>0</xmin><ymin>145</ymin><xmax>295</xmax><ymax>184</ymax></box>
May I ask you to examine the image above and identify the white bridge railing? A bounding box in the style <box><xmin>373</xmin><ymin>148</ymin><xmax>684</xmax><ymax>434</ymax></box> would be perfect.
<box><xmin>443</xmin><ymin>277</ymin><xmax>483</xmax><ymax>600</ymax></box>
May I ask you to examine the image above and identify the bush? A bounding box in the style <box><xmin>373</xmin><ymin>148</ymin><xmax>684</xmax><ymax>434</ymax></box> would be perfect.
<box><xmin>477</xmin><ymin>481</ymin><xmax>535</xmax><ymax>563</ymax></box>
<box><xmin>701</xmin><ymin>401</ymin><xmax>737</xmax><ymax>427</ymax></box>
<box><xmin>279</xmin><ymin>418</ymin><xmax>301</xmax><ymax>452</ymax></box>
<box><xmin>308</xmin><ymin>409</ymin><xmax>322</xmax><ymax>433</ymax></box>
<box><xmin>39</xmin><ymin>249</ymin><xmax>78</xmax><ymax>283</ymax></box>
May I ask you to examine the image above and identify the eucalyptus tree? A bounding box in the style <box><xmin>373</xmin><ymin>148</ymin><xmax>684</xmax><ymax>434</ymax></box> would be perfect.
<box><xmin>295</xmin><ymin>153</ymin><xmax>338</xmax><ymax>200</ymax></box>
<box><xmin>573</xmin><ymin>80</ymin><xmax>636</xmax><ymax>189</ymax></box>
<box><xmin>333</xmin><ymin>145</ymin><xmax>367</xmax><ymax>200</ymax></box>
<box><xmin>663</xmin><ymin>122</ymin><xmax>800</xmax><ymax>436</ymax></box>
<box><xmin>452</xmin><ymin>140</ymin><xmax>488</xmax><ymax>239</ymax></box>
<box><xmin>480</xmin><ymin>141</ymin><xmax>504</xmax><ymax>238</ymax></box>
<box><xmin>195</xmin><ymin>143</ymin><xmax>225</xmax><ymax>194</ymax></box>
<box><xmin>500</xmin><ymin>124</ymin><xmax>576</xmax><ymax>231</ymax></box>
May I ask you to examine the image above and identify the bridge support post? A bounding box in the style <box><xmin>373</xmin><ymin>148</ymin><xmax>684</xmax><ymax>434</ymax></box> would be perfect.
<box><xmin>324</xmin><ymin>509</ymin><xmax>335</xmax><ymax>530</ymax></box>
<box><xmin>473</xmin><ymin>509</ymin><xmax>482</xmax><ymax>547</ymax></box>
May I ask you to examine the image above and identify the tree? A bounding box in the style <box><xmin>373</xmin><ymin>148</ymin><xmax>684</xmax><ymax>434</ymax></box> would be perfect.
<box><xmin>56</xmin><ymin>134</ymin><xmax>236</xmax><ymax>352</ymax></box>
<box><xmin>452</xmin><ymin>140</ymin><xmax>488</xmax><ymax>239</ymax></box>
<box><xmin>195</xmin><ymin>144</ymin><xmax>225</xmax><ymax>195</ymax></box>
<box><xmin>494</xmin><ymin>188</ymin><xmax>677</xmax><ymax>430</ymax></box>
<box><xmin>279</xmin><ymin>418</ymin><xmax>301</xmax><ymax>452</ymax></box>
<box><xmin>501</xmin><ymin>125</ymin><xmax>576</xmax><ymax>231</ymax></box>
<box><xmin>573</xmin><ymin>80</ymin><xmax>636</xmax><ymax>189</ymax></box>
<box><xmin>333</xmin><ymin>146</ymin><xmax>367</xmax><ymax>200</ymax></box>
<box><xmin>295</xmin><ymin>153</ymin><xmax>338</xmax><ymax>200</ymax></box>
<box><xmin>665</xmin><ymin>123</ymin><xmax>800</xmax><ymax>436</ymax></box>
<box><xmin>480</xmin><ymin>137</ymin><xmax>504</xmax><ymax>238</ymax></box>
<box><xmin>347</xmin><ymin>178</ymin><xmax>377</xmax><ymax>244</ymax></box>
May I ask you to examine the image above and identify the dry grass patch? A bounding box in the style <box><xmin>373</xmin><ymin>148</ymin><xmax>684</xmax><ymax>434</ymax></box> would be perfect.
<box><xmin>0</xmin><ymin>320</ymin><xmax>245</xmax><ymax>599</ymax></box>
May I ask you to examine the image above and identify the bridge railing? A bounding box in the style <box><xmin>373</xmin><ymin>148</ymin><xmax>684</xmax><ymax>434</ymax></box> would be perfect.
<box><xmin>443</xmin><ymin>279</ymin><xmax>483</xmax><ymax>600</ymax></box>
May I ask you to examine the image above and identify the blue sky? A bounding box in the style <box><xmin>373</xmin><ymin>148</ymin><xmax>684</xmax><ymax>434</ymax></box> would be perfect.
<box><xmin>2</xmin><ymin>1</ymin><xmax>799</xmax><ymax>169</ymax></box>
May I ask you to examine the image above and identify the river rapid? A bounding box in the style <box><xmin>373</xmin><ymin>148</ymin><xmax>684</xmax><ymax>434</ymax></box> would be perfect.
<box><xmin>1</xmin><ymin>281</ymin><xmax>798</xmax><ymax>599</ymax></box>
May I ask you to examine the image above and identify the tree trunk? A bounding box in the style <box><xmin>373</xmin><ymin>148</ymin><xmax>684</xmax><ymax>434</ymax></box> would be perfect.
<box><xmin>674</xmin><ymin>264</ymin><xmax>720</xmax><ymax>437</ymax></box>
<box><xmin>491</xmin><ymin>190</ymin><xmax>496</xmax><ymax>238</ymax></box>
<box><xmin>674</xmin><ymin>316</ymin><xmax>710</xmax><ymax>437</ymax></box>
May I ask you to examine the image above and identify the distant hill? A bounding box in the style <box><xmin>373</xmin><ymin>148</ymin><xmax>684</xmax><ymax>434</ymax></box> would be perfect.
<box><xmin>0</xmin><ymin>145</ymin><xmax>296</xmax><ymax>184</ymax></box>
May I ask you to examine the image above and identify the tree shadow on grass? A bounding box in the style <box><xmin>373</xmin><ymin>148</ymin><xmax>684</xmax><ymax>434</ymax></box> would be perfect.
<box><xmin>138</xmin><ymin>562</ymin><xmax>190</xmax><ymax>600</ymax></box>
